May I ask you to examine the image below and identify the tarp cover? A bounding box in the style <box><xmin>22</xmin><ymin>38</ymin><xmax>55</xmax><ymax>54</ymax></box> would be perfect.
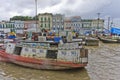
<box><xmin>54</xmin><ymin>37</ymin><xmax>61</xmax><ymax>42</ymax></box>
<box><xmin>111</xmin><ymin>27</ymin><xmax>120</xmax><ymax>35</ymax></box>
<box><xmin>8</xmin><ymin>35</ymin><xmax>16</xmax><ymax>39</ymax></box>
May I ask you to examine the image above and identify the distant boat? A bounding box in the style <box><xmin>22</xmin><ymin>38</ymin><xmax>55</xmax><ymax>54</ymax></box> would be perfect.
<box><xmin>98</xmin><ymin>36</ymin><xmax>120</xmax><ymax>43</ymax></box>
<box><xmin>98</xmin><ymin>27</ymin><xmax>120</xmax><ymax>43</ymax></box>
<box><xmin>98</xmin><ymin>37</ymin><xmax>117</xmax><ymax>43</ymax></box>
<box><xmin>0</xmin><ymin>36</ymin><xmax>88</xmax><ymax>70</ymax></box>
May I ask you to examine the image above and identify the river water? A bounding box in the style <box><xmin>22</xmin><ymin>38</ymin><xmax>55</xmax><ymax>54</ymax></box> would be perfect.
<box><xmin>0</xmin><ymin>42</ymin><xmax>120</xmax><ymax>80</ymax></box>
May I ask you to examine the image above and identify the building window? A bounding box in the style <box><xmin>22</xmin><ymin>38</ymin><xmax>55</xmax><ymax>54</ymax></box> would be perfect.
<box><xmin>48</xmin><ymin>18</ymin><xmax>50</xmax><ymax>21</ymax></box>
<box><xmin>41</xmin><ymin>24</ymin><xmax>43</xmax><ymax>27</ymax></box>
<box><xmin>45</xmin><ymin>24</ymin><xmax>46</xmax><ymax>27</ymax></box>
<box><xmin>53</xmin><ymin>19</ymin><xmax>55</xmax><ymax>22</ymax></box>
<box><xmin>41</xmin><ymin>18</ymin><xmax>43</xmax><ymax>21</ymax></box>
<box><xmin>8</xmin><ymin>24</ymin><xmax>10</xmax><ymax>28</ymax></box>
<box><xmin>48</xmin><ymin>24</ymin><xmax>50</xmax><ymax>29</ymax></box>
<box><xmin>6</xmin><ymin>24</ymin><xmax>8</xmax><ymax>28</ymax></box>
<box><xmin>2</xmin><ymin>24</ymin><xmax>4</xmax><ymax>28</ymax></box>
<box><xmin>44</xmin><ymin>17</ymin><xmax>46</xmax><ymax>21</ymax></box>
<box><xmin>76</xmin><ymin>24</ymin><xmax>77</xmax><ymax>26</ymax></box>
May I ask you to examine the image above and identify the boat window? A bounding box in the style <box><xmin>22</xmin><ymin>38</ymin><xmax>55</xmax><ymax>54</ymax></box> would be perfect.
<box><xmin>80</xmin><ymin>48</ymin><xmax>88</xmax><ymax>57</ymax></box>
<box><xmin>49</xmin><ymin>43</ymin><xmax>58</xmax><ymax>47</ymax></box>
<box><xmin>46</xmin><ymin>50</ymin><xmax>58</xmax><ymax>59</ymax></box>
<box><xmin>14</xmin><ymin>47</ymin><xmax>22</xmax><ymax>55</ymax></box>
<box><xmin>32</xmin><ymin>49</ymin><xmax>36</xmax><ymax>53</ymax></box>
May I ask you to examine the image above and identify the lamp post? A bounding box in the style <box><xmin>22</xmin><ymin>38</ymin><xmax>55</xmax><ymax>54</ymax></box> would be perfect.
<box><xmin>110</xmin><ymin>19</ymin><xmax>113</xmax><ymax>30</ymax></box>
<box><xmin>57</xmin><ymin>26</ymin><xmax>59</xmax><ymax>37</ymax></box>
<box><xmin>97</xmin><ymin>13</ymin><xmax>100</xmax><ymax>31</ymax></box>
<box><xmin>108</xmin><ymin>17</ymin><xmax>110</xmax><ymax>31</ymax></box>
<box><xmin>96</xmin><ymin>13</ymin><xmax>100</xmax><ymax>36</ymax></box>
<box><xmin>62</xmin><ymin>25</ymin><xmax>64</xmax><ymax>30</ymax></box>
<box><xmin>35</xmin><ymin>0</ymin><xmax>37</xmax><ymax>32</ymax></box>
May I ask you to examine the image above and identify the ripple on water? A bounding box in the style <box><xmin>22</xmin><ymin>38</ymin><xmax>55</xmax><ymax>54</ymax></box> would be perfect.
<box><xmin>0</xmin><ymin>62</ymin><xmax>90</xmax><ymax>80</ymax></box>
<box><xmin>1</xmin><ymin>43</ymin><xmax>120</xmax><ymax>80</ymax></box>
<box><xmin>87</xmin><ymin>43</ymin><xmax>120</xmax><ymax>80</ymax></box>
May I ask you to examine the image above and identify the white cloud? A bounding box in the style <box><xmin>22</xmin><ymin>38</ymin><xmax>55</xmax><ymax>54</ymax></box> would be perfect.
<box><xmin>37</xmin><ymin>0</ymin><xmax>112</xmax><ymax>16</ymax></box>
<box><xmin>0</xmin><ymin>0</ymin><xmax>120</xmax><ymax>23</ymax></box>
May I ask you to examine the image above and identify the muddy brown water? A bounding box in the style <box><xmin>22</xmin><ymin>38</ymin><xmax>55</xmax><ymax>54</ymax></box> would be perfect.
<box><xmin>0</xmin><ymin>42</ymin><xmax>120</xmax><ymax>80</ymax></box>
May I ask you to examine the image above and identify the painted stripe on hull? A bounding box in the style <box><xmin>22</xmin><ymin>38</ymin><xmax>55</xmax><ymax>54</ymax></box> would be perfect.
<box><xmin>0</xmin><ymin>50</ymin><xmax>87</xmax><ymax>70</ymax></box>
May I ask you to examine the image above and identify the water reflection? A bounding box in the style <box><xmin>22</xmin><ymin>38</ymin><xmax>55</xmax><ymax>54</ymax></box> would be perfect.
<box><xmin>0</xmin><ymin>62</ymin><xmax>90</xmax><ymax>80</ymax></box>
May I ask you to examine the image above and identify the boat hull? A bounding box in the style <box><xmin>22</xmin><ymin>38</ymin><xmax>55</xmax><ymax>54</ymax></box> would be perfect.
<box><xmin>101</xmin><ymin>38</ymin><xmax>117</xmax><ymax>43</ymax></box>
<box><xmin>98</xmin><ymin>36</ymin><xmax>118</xmax><ymax>43</ymax></box>
<box><xmin>0</xmin><ymin>50</ymin><xmax>87</xmax><ymax>70</ymax></box>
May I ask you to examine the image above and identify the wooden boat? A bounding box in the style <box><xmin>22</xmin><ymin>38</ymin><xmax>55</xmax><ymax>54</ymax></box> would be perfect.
<box><xmin>100</xmin><ymin>38</ymin><xmax>117</xmax><ymax>43</ymax></box>
<box><xmin>98</xmin><ymin>36</ymin><xmax>118</xmax><ymax>43</ymax></box>
<box><xmin>0</xmin><ymin>37</ymin><xmax>88</xmax><ymax>70</ymax></box>
<box><xmin>85</xmin><ymin>37</ymin><xmax>99</xmax><ymax>46</ymax></box>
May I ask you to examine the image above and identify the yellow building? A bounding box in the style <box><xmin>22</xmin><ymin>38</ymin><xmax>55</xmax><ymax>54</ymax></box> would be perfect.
<box><xmin>81</xmin><ymin>19</ymin><xmax>104</xmax><ymax>31</ymax></box>
<box><xmin>38</xmin><ymin>13</ymin><xmax>53</xmax><ymax>31</ymax></box>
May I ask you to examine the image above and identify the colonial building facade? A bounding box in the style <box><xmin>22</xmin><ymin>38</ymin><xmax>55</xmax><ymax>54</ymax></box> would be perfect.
<box><xmin>64</xmin><ymin>16</ymin><xmax>82</xmax><ymax>32</ymax></box>
<box><xmin>81</xmin><ymin>19</ymin><xmax>104</xmax><ymax>30</ymax></box>
<box><xmin>0</xmin><ymin>20</ymin><xmax>39</xmax><ymax>34</ymax></box>
<box><xmin>52</xmin><ymin>14</ymin><xmax>64</xmax><ymax>31</ymax></box>
<box><xmin>91</xmin><ymin>19</ymin><xmax>104</xmax><ymax>31</ymax></box>
<box><xmin>0</xmin><ymin>13</ymin><xmax>104</xmax><ymax>36</ymax></box>
<box><xmin>24</xmin><ymin>21</ymin><xmax>38</xmax><ymax>32</ymax></box>
<box><xmin>38</xmin><ymin>13</ymin><xmax>53</xmax><ymax>31</ymax></box>
<box><xmin>0</xmin><ymin>21</ymin><xmax>15</xmax><ymax>33</ymax></box>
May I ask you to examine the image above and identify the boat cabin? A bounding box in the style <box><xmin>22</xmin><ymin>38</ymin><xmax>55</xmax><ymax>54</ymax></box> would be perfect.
<box><xmin>5</xmin><ymin>39</ymin><xmax>88</xmax><ymax>64</ymax></box>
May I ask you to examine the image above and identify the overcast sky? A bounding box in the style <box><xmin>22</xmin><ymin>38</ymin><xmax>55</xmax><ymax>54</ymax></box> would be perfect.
<box><xmin>0</xmin><ymin>0</ymin><xmax>120</xmax><ymax>26</ymax></box>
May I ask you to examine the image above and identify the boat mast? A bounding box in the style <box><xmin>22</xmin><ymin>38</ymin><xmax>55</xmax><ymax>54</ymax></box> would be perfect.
<box><xmin>110</xmin><ymin>18</ymin><xmax>113</xmax><ymax>29</ymax></box>
<box><xmin>108</xmin><ymin>17</ymin><xmax>110</xmax><ymax>31</ymax></box>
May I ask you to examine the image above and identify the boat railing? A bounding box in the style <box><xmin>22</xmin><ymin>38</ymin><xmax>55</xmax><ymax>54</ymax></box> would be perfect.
<box><xmin>16</xmin><ymin>44</ymin><xmax>83</xmax><ymax>50</ymax></box>
<box><xmin>15</xmin><ymin>43</ymin><xmax>88</xmax><ymax>64</ymax></box>
<box><xmin>15</xmin><ymin>40</ymin><xmax>84</xmax><ymax>50</ymax></box>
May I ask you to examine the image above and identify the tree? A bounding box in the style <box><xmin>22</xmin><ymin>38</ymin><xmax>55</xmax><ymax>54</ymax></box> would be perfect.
<box><xmin>33</xmin><ymin>15</ymin><xmax>38</xmax><ymax>20</ymax></box>
<box><xmin>10</xmin><ymin>16</ymin><xmax>34</xmax><ymax>21</ymax></box>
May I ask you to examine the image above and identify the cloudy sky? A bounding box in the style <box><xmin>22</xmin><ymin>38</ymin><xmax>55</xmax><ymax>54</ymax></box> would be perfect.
<box><xmin>0</xmin><ymin>0</ymin><xmax>120</xmax><ymax>26</ymax></box>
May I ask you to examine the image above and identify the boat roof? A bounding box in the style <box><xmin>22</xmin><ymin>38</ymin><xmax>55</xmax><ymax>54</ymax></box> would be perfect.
<box><xmin>20</xmin><ymin>40</ymin><xmax>58</xmax><ymax>44</ymax></box>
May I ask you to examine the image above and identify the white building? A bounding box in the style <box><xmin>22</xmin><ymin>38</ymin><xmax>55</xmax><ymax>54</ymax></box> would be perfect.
<box><xmin>64</xmin><ymin>16</ymin><xmax>82</xmax><ymax>32</ymax></box>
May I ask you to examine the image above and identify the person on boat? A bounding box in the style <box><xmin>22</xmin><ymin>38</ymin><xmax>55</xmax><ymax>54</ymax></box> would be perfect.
<box><xmin>8</xmin><ymin>32</ymin><xmax>16</xmax><ymax>39</ymax></box>
<box><xmin>32</xmin><ymin>33</ymin><xmax>38</xmax><ymax>41</ymax></box>
<box><xmin>24</xmin><ymin>32</ymin><xmax>28</xmax><ymax>40</ymax></box>
<box><xmin>34</xmin><ymin>34</ymin><xmax>38</xmax><ymax>41</ymax></box>
<box><xmin>0</xmin><ymin>35</ymin><xmax>4</xmax><ymax>39</ymax></box>
<box><xmin>62</xmin><ymin>36</ymin><xmax>67</xmax><ymax>43</ymax></box>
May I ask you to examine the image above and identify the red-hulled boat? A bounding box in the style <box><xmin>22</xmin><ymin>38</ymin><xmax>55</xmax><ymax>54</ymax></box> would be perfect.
<box><xmin>0</xmin><ymin>39</ymin><xmax>88</xmax><ymax>70</ymax></box>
